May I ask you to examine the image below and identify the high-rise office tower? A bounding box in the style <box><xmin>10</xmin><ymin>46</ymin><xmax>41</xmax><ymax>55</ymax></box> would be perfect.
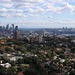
<box><xmin>0</xmin><ymin>26</ymin><xmax>3</xmax><ymax>32</ymax></box>
<box><xmin>9</xmin><ymin>26</ymin><xmax>13</xmax><ymax>33</ymax></box>
<box><xmin>6</xmin><ymin>24</ymin><xmax>9</xmax><ymax>30</ymax></box>
<box><xmin>13</xmin><ymin>30</ymin><xmax>20</xmax><ymax>40</ymax></box>
<box><xmin>15</xmin><ymin>26</ymin><xmax>18</xmax><ymax>30</ymax></box>
<box><xmin>42</xmin><ymin>29</ymin><xmax>45</xmax><ymax>36</ymax></box>
<box><xmin>3</xmin><ymin>26</ymin><xmax>5</xmax><ymax>32</ymax></box>
<box><xmin>11</xmin><ymin>24</ymin><xmax>14</xmax><ymax>31</ymax></box>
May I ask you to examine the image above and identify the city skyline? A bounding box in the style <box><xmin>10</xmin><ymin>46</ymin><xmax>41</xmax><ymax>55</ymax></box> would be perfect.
<box><xmin>0</xmin><ymin>0</ymin><xmax>75</xmax><ymax>28</ymax></box>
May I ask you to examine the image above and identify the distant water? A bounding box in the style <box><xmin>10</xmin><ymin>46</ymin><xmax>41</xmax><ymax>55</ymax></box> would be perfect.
<box><xmin>19</xmin><ymin>28</ymin><xmax>62</xmax><ymax>30</ymax></box>
<box><xmin>62</xmin><ymin>34</ymin><xmax>75</xmax><ymax>36</ymax></box>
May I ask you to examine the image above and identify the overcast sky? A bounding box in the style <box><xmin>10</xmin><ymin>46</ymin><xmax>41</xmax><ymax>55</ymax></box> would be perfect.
<box><xmin>0</xmin><ymin>0</ymin><xmax>75</xmax><ymax>28</ymax></box>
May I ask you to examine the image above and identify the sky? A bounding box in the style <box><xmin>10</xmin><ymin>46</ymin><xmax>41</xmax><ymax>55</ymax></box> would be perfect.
<box><xmin>0</xmin><ymin>0</ymin><xmax>75</xmax><ymax>28</ymax></box>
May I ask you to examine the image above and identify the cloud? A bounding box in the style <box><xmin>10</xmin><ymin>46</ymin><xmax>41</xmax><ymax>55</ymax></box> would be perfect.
<box><xmin>1</xmin><ymin>20</ymin><xmax>75</xmax><ymax>28</ymax></box>
<box><xmin>0</xmin><ymin>13</ymin><xmax>10</xmax><ymax>17</ymax></box>
<box><xmin>46</xmin><ymin>6</ymin><xmax>62</xmax><ymax>14</ymax></box>
<box><xmin>0</xmin><ymin>8</ymin><xmax>7</xmax><ymax>13</ymax></box>
<box><xmin>11</xmin><ymin>0</ymin><xmax>45</xmax><ymax>8</ymax></box>
<box><xmin>14</xmin><ymin>2</ymin><xmax>35</xmax><ymax>8</ymax></box>
<box><xmin>0</xmin><ymin>13</ymin><xmax>26</xmax><ymax>18</ymax></box>
<box><xmin>12</xmin><ymin>0</ymin><xmax>44</xmax><ymax>3</ymax></box>
<box><xmin>24</xmin><ymin>8</ymin><xmax>33</xmax><ymax>13</ymax></box>
<box><xmin>0</xmin><ymin>0</ymin><xmax>11</xmax><ymax>2</ymax></box>
<box><xmin>48</xmin><ymin>0</ymin><xmax>64</xmax><ymax>3</ymax></box>
<box><xmin>70</xmin><ymin>0</ymin><xmax>75</xmax><ymax>2</ymax></box>
<box><xmin>4</xmin><ymin>20</ymin><xmax>75</xmax><ymax>28</ymax></box>
<box><xmin>34</xmin><ymin>6</ymin><xmax>45</xmax><ymax>13</ymax></box>
<box><xmin>0</xmin><ymin>3</ymin><xmax>13</xmax><ymax>7</ymax></box>
<box><xmin>0</xmin><ymin>0</ymin><xmax>74</xmax><ymax>14</ymax></box>
<box><xmin>0</xmin><ymin>8</ymin><xmax>23</xmax><ymax>13</ymax></box>
<box><xmin>48</xmin><ymin>16</ymin><xmax>53</xmax><ymax>18</ymax></box>
<box><xmin>8</xmin><ymin>9</ymin><xmax>23</xmax><ymax>13</ymax></box>
<box><xmin>24</xmin><ymin>7</ymin><xmax>45</xmax><ymax>14</ymax></box>
<box><xmin>45</xmin><ymin>2</ymin><xmax>75</xmax><ymax>14</ymax></box>
<box><xmin>61</xmin><ymin>3</ymin><xmax>75</xmax><ymax>12</ymax></box>
<box><xmin>28</xmin><ymin>14</ymin><xmax>39</xmax><ymax>17</ymax></box>
<box><xmin>12</xmin><ymin>13</ymin><xmax>26</xmax><ymax>17</ymax></box>
<box><xmin>0</xmin><ymin>0</ymin><xmax>75</xmax><ymax>28</ymax></box>
<box><xmin>0</xmin><ymin>0</ymin><xmax>13</xmax><ymax>7</ymax></box>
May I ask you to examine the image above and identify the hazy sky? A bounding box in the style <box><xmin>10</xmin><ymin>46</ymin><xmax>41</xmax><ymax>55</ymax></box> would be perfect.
<box><xmin>0</xmin><ymin>0</ymin><xmax>75</xmax><ymax>28</ymax></box>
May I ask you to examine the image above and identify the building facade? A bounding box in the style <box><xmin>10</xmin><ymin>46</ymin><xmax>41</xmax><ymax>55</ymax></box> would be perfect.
<box><xmin>13</xmin><ymin>30</ymin><xmax>20</xmax><ymax>40</ymax></box>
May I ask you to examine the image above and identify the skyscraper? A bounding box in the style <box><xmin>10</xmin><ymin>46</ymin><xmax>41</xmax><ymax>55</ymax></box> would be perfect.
<box><xmin>38</xmin><ymin>34</ymin><xmax>43</xmax><ymax>43</ymax></box>
<box><xmin>11</xmin><ymin>24</ymin><xmax>14</xmax><ymax>31</ymax></box>
<box><xmin>6</xmin><ymin>24</ymin><xmax>9</xmax><ymax>30</ymax></box>
<box><xmin>15</xmin><ymin>26</ymin><xmax>18</xmax><ymax>31</ymax></box>
<box><xmin>13</xmin><ymin>30</ymin><xmax>20</xmax><ymax>40</ymax></box>
<box><xmin>42</xmin><ymin>29</ymin><xmax>45</xmax><ymax>36</ymax></box>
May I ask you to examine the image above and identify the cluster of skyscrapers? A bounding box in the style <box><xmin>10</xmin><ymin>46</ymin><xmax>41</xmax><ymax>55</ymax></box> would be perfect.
<box><xmin>0</xmin><ymin>24</ymin><xmax>46</xmax><ymax>41</ymax></box>
<box><xmin>0</xmin><ymin>24</ymin><xmax>18</xmax><ymax>33</ymax></box>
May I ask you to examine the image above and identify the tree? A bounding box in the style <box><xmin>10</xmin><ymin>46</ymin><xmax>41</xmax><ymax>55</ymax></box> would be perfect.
<box><xmin>47</xmin><ymin>52</ymin><xmax>51</xmax><ymax>58</ymax></box>
<box><xmin>71</xmin><ymin>47</ymin><xmax>75</xmax><ymax>53</ymax></box>
<box><xmin>23</xmin><ymin>68</ymin><xmax>38</xmax><ymax>75</ymax></box>
<box><xmin>48</xmin><ymin>72</ymin><xmax>57</xmax><ymax>75</ymax></box>
<box><xmin>5</xmin><ymin>47</ymin><xmax>13</xmax><ymax>53</ymax></box>
<box><xmin>69</xmin><ymin>71</ymin><xmax>75</xmax><ymax>75</ymax></box>
<box><xmin>59</xmin><ymin>53</ymin><xmax>65</xmax><ymax>59</ymax></box>
<box><xmin>0</xmin><ymin>66</ymin><xmax>7</xmax><ymax>75</ymax></box>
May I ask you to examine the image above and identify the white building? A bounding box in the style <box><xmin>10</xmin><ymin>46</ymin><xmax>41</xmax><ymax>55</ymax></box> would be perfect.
<box><xmin>38</xmin><ymin>34</ymin><xmax>43</xmax><ymax>43</ymax></box>
<box><xmin>42</xmin><ymin>30</ymin><xmax>45</xmax><ymax>36</ymax></box>
<box><xmin>0</xmin><ymin>63</ymin><xmax>11</xmax><ymax>68</ymax></box>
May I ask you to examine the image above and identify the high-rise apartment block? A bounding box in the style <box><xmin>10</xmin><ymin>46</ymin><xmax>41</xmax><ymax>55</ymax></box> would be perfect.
<box><xmin>42</xmin><ymin>29</ymin><xmax>45</xmax><ymax>36</ymax></box>
<box><xmin>13</xmin><ymin>30</ymin><xmax>20</xmax><ymax>40</ymax></box>
<box><xmin>38</xmin><ymin>34</ymin><xmax>43</xmax><ymax>43</ymax></box>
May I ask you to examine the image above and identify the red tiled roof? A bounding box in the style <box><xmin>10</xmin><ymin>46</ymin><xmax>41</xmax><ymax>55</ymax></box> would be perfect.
<box><xmin>18</xmin><ymin>72</ymin><xmax>24</xmax><ymax>75</ymax></box>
